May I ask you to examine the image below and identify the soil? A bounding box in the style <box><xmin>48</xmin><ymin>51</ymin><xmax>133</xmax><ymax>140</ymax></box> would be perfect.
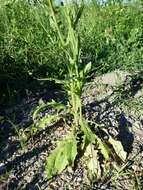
<box><xmin>0</xmin><ymin>70</ymin><xmax>143</xmax><ymax>190</ymax></box>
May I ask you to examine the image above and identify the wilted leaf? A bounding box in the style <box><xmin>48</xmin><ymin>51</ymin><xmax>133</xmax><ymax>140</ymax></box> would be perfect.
<box><xmin>108</xmin><ymin>136</ymin><xmax>127</xmax><ymax>162</ymax></box>
<box><xmin>85</xmin><ymin>144</ymin><xmax>101</xmax><ymax>179</ymax></box>
<box><xmin>45</xmin><ymin>137</ymin><xmax>77</xmax><ymax>179</ymax></box>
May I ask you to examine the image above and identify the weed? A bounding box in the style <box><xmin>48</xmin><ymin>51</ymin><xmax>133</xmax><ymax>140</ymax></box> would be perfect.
<box><xmin>7</xmin><ymin>119</ymin><xmax>27</xmax><ymax>149</ymax></box>
<box><xmin>32</xmin><ymin>0</ymin><xmax>127</xmax><ymax>181</ymax></box>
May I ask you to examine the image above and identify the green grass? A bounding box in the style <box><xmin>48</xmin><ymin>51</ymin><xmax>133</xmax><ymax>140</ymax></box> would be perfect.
<box><xmin>0</xmin><ymin>0</ymin><xmax>143</xmax><ymax>101</ymax></box>
<box><xmin>79</xmin><ymin>2</ymin><xmax>143</xmax><ymax>73</ymax></box>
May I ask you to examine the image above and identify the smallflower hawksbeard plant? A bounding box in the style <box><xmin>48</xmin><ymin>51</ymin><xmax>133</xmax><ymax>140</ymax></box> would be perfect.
<box><xmin>32</xmin><ymin>0</ymin><xmax>127</xmax><ymax>180</ymax></box>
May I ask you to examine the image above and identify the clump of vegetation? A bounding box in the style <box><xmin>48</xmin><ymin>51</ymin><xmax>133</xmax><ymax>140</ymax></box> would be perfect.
<box><xmin>79</xmin><ymin>0</ymin><xmax>143</xmax><ymax>73</ymax></box>
<box><xmin>0</xmin><ymin>0</ymin><xmax>143</xmax><ymax>104</ymax></box>
<box><xmin>0</xmin><ymin>0</ymin><xmax>143</xmax><ymax>188</ymax></box>
<box><xmin>32</xmin><ymin>0</ymin><xmax>127</xmax><ymax>180</ymax></box>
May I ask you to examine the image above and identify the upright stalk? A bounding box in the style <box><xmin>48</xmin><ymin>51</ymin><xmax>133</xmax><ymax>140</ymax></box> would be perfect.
<box><xmin>48</xmin><ymin>0</ymin><xmax>85</xmax><ymax>134</ymax></box>
<box><xmin>34</xmin><ymin>1</ymin><xmax>127</xmax><ymax>180</ymax></box>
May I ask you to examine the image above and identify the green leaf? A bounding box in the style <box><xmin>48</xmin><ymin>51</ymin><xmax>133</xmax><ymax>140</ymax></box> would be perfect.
<box><xmin>80</xmin><ymin>120</ymin><xmax>109</xmax><ymax>161</ymax></box>
<box><xmin>108</xmin><ymin>136</ymin><xmax>127</xmax><ymax>162</ymax></box>
<box><xmin>33</xmin><ymin>100</ymin><xmax>66</xmax><ymax>121</ymax></box>
<box><xmin>81</xmin><ymin>134</ymin><xmax>90</xmax><ymax>150</ymax></box>
<box><xmin>38</xmin><ymin>114</ymin><xmax>61</xmax><ymax>129</ymax></box>
<box><xmin>80</xmin><ymin>118</ymin><xmax>95</xmax><ymax>143</ymax></box>
<box><xmin>79</xmin><ymin>70</ymin><xmax>84</xmax><ymax>78</ymax></box>
<box><xmin>45</xmin><ymin>137</ymin><xmax>77</xmax><ymax>179</ymax></box>
<box><xmin>37</xmin><ymin>77</ymin><xmax>66</xmax><ymax>85</ymax></box>
<box><xmin>38</xmin><ymin>98</ymin><xmax>45</xmax><ymax>106</ymax></box>
<box><xmin>49</xmin><ymin>100</ymin><xmax>66</xmax><ymax>111</ymax></box>
<box><xmin>96</xmin><ymin>137</ymin><xmax>110</xmax><ymax>161</ymax></box>
<box><xmin>84</xmin><ymin>62</ymin><xmax>92</xmax><ymax>74</ymax></box>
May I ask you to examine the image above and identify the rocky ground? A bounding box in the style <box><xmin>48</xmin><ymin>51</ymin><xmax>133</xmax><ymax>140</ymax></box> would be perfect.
<box><xmin>0</xmin><ymin>70</ymin><xmax>143</xmax><ymax>190</ymax></box>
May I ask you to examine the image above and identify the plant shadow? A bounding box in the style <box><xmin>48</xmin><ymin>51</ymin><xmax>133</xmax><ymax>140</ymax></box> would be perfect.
<box><xmin>0</xmin><ymin>79</ymin><xmax>65</xmax><ymax>164</ymax></box>
<box><xmin>84</xmin><ymin>71</ymin><xmax>143</xmax><ymax>154</ymax></box>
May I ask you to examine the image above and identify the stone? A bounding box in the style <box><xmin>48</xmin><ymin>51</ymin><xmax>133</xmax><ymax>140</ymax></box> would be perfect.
<box><xmin>96</xmin><ymin>70</ymin><xmax>130</xmax><ymax>86</ymax></box>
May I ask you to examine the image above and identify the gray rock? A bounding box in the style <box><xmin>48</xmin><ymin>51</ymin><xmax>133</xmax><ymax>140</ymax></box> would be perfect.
<box><xmin>96</xmin><ymin>70</ymin><xmax>130</xmax><ymax>86</ymax></box>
